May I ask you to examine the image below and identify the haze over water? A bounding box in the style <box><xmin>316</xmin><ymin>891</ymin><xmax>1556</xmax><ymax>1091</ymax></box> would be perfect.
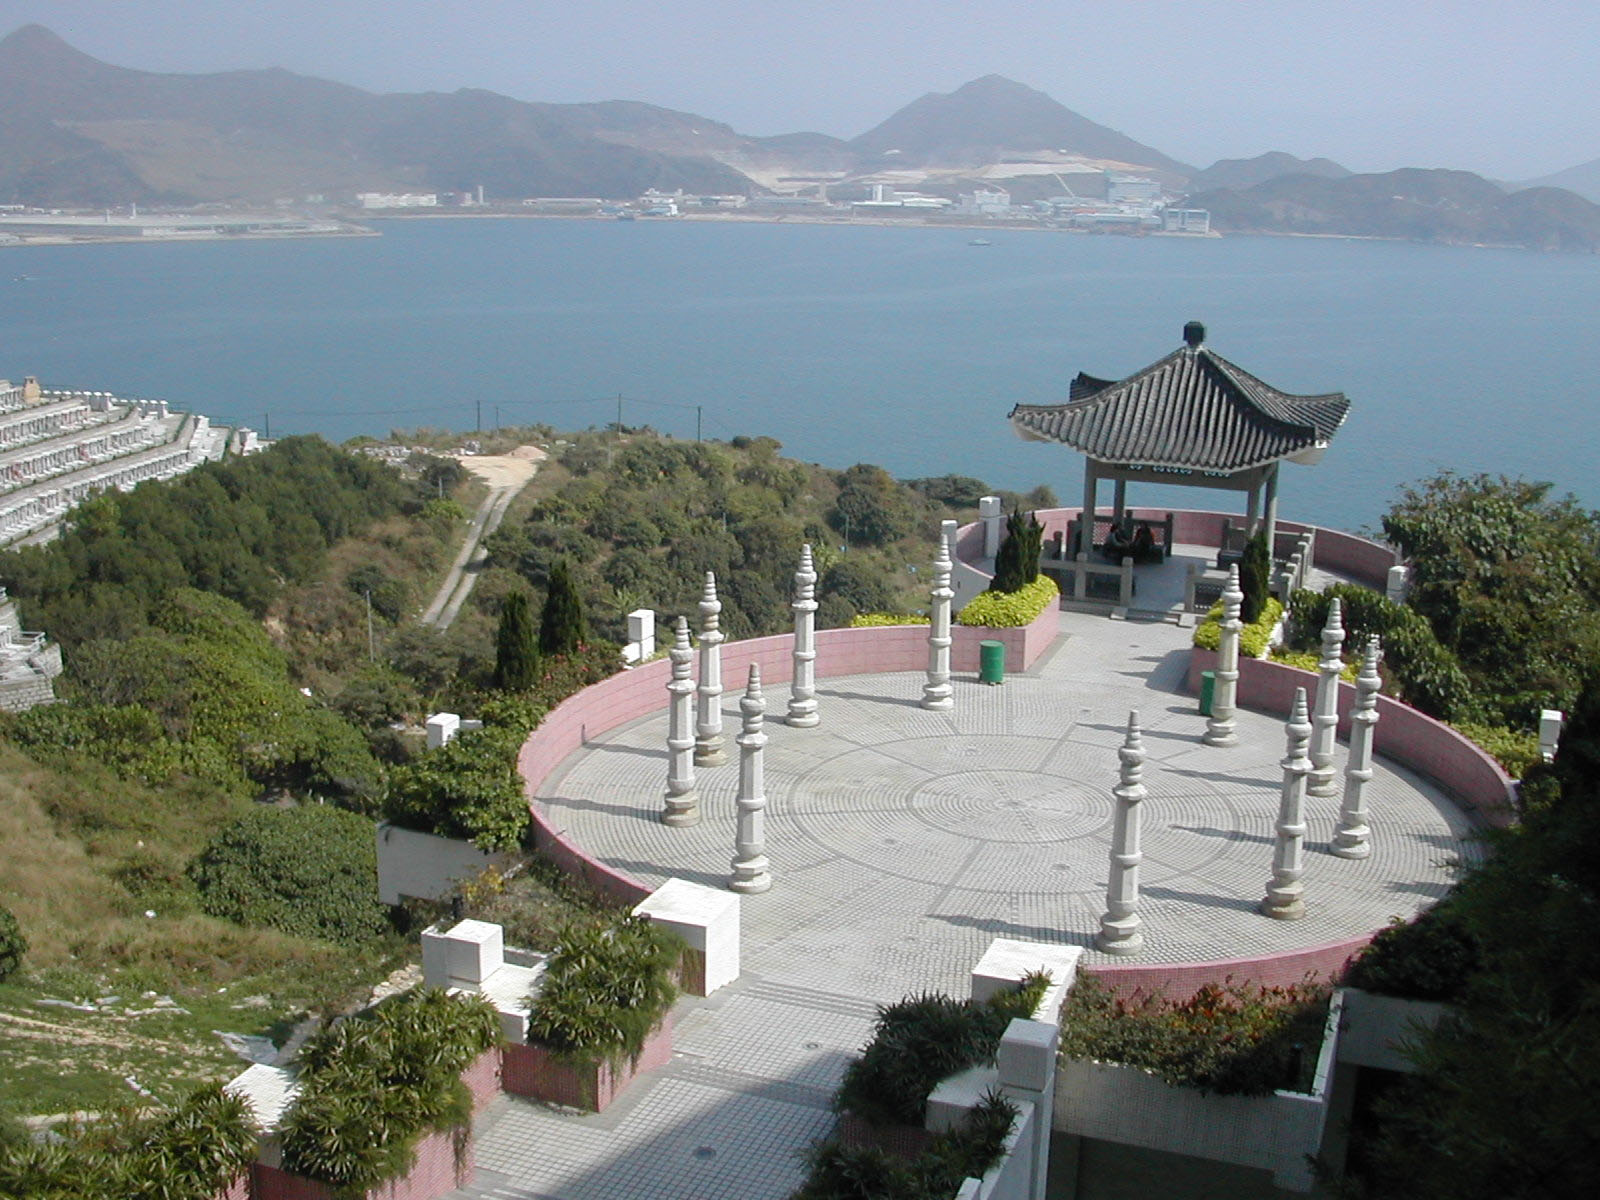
<box><xmin>2</xmin><ymin>218</ymin><xmax>1597</xmax><ymax>533</ymax></box>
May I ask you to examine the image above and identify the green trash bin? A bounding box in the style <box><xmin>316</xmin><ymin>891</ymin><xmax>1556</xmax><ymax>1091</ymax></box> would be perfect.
<box><xmin>1198</xmin><ymin>669</ymin><xmax>1216</xmax><ymax>716</ymax></box>
<box><xmin>979</xmin><ymin>640</ymin><xmax>1006</xmax><ymax>685</ymax></box>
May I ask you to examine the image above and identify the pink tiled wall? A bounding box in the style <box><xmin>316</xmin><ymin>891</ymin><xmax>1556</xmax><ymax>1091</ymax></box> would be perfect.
<box><xmin>249</xmin><ymin>1126</ymin><xmax>472</xmax><ymax>1200</ymax></box>
<box><xmin>1091</xmin><ymin>937</ymin><xmax>1368</xmax><ymax>1004</ymax></box>
<box><xmin>503</xmin><ymin>1014</ymin><xmax>675</xmax><ymax>1111</ymax></box>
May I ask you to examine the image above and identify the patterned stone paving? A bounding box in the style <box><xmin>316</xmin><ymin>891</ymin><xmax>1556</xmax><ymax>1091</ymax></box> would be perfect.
<box><xmin>454</xmin><ymin>612</ymin><xmax>1483</xmax><ymax>1200</ymax></box>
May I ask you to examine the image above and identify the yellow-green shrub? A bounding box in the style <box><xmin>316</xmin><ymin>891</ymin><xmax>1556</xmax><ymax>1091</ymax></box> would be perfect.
<box><xmin>1269</xmin><ymin>648</ymin><xmax>1359</xmax><ymax>682</ymax></box>
<box><xmin>1193</xmin><ymin>597</ymin><xmax>1283</xmax><ymax>658</ymax></box>
<box><xmin>958</xmin><ymin>576</ymin><xmax>1059</xmax><ymax>629</ymax></box>
<box><xmin>1449</xmin><ymin>721</ymin><xmax>1541</xmax><ymax>778</ymax></box>
<box><xmin>850</xmin><ymin>612</ymin><xmax>930</xmax><ymax>627</ymax></box>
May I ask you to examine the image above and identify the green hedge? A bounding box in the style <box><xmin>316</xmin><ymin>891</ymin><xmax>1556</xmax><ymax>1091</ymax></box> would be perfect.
<box><xmin>1448</xmin><ymin>721</ymin><xmax>1541</xmax><ymax>778</ymax></box>
<box><xmin>1192</xmin><ymin>596</ymin><xmax>1284</xmax><ymax>659</ymax></box>
<box><xmin>1268</xmin><ymin>648</ymin><xmax>1360</xmax><ymax>682</ymax></box>
<box><xmin>1344</xmin><ymin>905</ymin><xmax>1479</xmax><ymax>1002</ymax></box>
<box><xmin>525</xmin><ymin>916</ymin><xmax>682</xmax><ymax>1064</ymax></box>
<box><xmin>0</xmin><ymin>905</ymin><xmax>23</xmax><ymax>982</ymax></box>
<box><xmin>281</xmin><ymin>988</ymin><xmax>501</xmax><ymax>1197</ymax></box>
<box><xmin>957</xmin><ymin>576</ymin><xmax>1059</xmax><ymax>629</ymax></box>
<box><xmin>849</xmin><ymin>612</ymin><xmax>930</xmax><ymax>627</ymax></box>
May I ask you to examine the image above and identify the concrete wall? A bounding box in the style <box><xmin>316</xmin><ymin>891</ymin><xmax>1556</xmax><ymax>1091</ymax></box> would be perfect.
<box><xmin>1335</xmin><ymin>987</ymin><xmax>1448</xmax><ymax>1073</ymax></box>
<box><xmin>374</xmin><ymin>823</ymin><xmax>512</xmax><ymax>906</ymax></box>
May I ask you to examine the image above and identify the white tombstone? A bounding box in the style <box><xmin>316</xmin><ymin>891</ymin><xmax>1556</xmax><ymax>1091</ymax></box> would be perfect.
<box><xmin>1333</xmin><ymin>637</ymin><xmax>1383</xmax><ymax>859</ymax></box>
<box><xmin>1386</xmin><ymin>564</ymin><xmax>1409</xmax><ymax>603</ymax></box>
<box><xmin>1539</xmin><ymin>709</ymin><xmax>1564</xmax><ymax>763</ymax></box>
<box><xmin>662</xmin><ymin>616</ymin><xmax>699</xmax><ymax>826</ymax></box>
<box><xmin>627</xmin><ymin>608</ymin><xmax>656</xmax><ymax>660</ymax></box>
<box><xmin>634</xmin><ymin>878</ymin><xmax>740</xmax><ymax>996</ymax></box>
<box><xmin>729</xmin><ymin>665</ymin><xmax>772</xmax><ymax>893</ymax></box>
<box><xmin>979</xmin><ymin>495</ymin><xmax>1004</xmax><ymax>559</ymax></box>
<box><xmin>922</xmin><ymin>529</ymin><xmax>955</xmax><ymax>711</ymax></box>
<box><xmin>694</xmin><ymin>572</ymin><xmax>727</xmax><ymax>766</ymax></box>
<box><xmin>1262</xmin><ymin>689</ymin><xmax>1312</xmax><ymax>920</ymax></box>
<box><xmin>421</xmin><ymin>918</ymin><xmax>504</xmax><ymax>987</ymax></box>
<box><xmin>425</xmin><ymin>711</ymin><xmax>461</xmax><ymax>750</ymax></box>
<box><xmin>1308</xmin><ymin>598</ymin><xmax>1347</xmax><ymax>797</ymax></box>
<box><xmin>1096</xmin><ymin>711</ymin><xmax>1147</xmax><ymax>955</ymax></box>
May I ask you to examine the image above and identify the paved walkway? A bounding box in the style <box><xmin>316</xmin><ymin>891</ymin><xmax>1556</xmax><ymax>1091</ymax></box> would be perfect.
<box><xmin>452</xmin><ymin>613</ymin><xmax>1481</xmax><ymax>1200</ymax></box>
<box><xmin>421</xmin><ymin>446</ymin><xmax>544</xmax><ymax>629</ymax></box>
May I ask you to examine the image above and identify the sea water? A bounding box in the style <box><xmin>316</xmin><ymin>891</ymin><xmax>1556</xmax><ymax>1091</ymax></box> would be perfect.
<box><xmin>2</xmin><ymin>218</ymin><xmax>1596</xmax><ymax>532</ymax></box>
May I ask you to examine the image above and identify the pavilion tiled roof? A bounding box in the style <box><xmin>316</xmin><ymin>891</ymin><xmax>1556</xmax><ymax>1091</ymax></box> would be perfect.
<box><xmin>1010</xmin><ymin>324</ymin><xmax>1350</xmax><ymax>473</ymax></box>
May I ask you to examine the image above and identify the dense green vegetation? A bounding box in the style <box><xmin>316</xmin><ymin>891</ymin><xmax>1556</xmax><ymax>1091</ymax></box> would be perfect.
<box><xmin>493</xmin><ymin>589</ymin><xmax>538</xmax><ymax>691</ymax></box>
<box><xmin>524</xmin><ymin>915</ymin><xmax>682</xmax><ymax>1063</ymax></box>
<box><xmin>0</xmin><ymin>906</ymin><xmax>22</xmax><ymax>982</ymax></box>
<box><xmin>989</xmin><ymin>508</ymin><xmax>1043</xmax><ymax>593</ymax></box>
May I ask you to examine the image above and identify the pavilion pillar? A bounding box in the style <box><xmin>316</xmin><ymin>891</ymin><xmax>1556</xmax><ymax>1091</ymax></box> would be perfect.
<box><xmin>1308</xmin><ymin>598</ymin><xmax>1347</xmax><ymax>797</ymax></box>
<box><xmin>1262</xmin><ymin>462</ymin><xmax>1281</xmax><ymax>561</ymax></box>
<box><xmin>661</xmin><ymin>617</ymin><xmax>699</xmax><ymax>827</ymax></box>
<box><xmin>1202</xmin><ymin>565</ymin><xmax>1243</xmax><ymax>746</ymax></box>
<box><xmin>729</xmin><ymin>665</ymin><xmax>772</xmax><ymax>894</ymax></box>
<box><xmin>1245</xmin><ymin>480</ymin><xmax>1261</xmax><ymax>536</ymax></box>
<box><xmin>694</xmin><ymin>572</ymin><xmax>727</xmax><ymax>767</ymax></box>
<box><xmin>1112</xmin><ymin>477</ymin><xmax>1127</xmax><ymax>524</ymax></box>
<box><xmin>922</xmin><ymin>529</ymin><xmax>954</xmax><ymax>711</ymax></box>
<box><xmin>1332</xmin><ymin>637</ymin><xmax>1383</xmax><ymax>859</ymax></box>
<box><xmin>1261</xmin><ymin>688</ymin><xmax>1312</xmax><ymax>920</ymax></box>
<box><xmin>1096</xmin><ymin>710</ymin><xmax>1146</xmax><ymax>956</ymax></box>
<box><xmin>1079</xmin><ymin>459</ymin><xmax>1098</xmax><ymax>555</ymax></box>
<box><xmin>787</xmin><ymin>544</ymin><xmax>819</xmax><ymax>727</ymax></box>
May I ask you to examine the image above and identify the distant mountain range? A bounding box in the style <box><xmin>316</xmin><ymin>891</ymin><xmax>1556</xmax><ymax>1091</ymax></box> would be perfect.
<box><xmin>2</xmin><ymin>23</ymin><xmax>1599</xmax><ymax>251</ymax></box>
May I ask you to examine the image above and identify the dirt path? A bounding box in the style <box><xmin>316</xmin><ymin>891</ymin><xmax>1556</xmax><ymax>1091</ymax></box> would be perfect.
<box><xmin>419</xmin><ymin>445</ymin><xmax>545</xmax><ymax>629</ymax></box>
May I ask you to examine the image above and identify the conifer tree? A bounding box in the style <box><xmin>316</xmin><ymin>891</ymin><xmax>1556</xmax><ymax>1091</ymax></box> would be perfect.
<box><xmin>1240</xmin><ymin>531</ymin><xmax>1271</xmax><ymax>624</ymax></box>
<box><xmin>991</xmin><ymin>509</ymin><xmax>1045</xmax><ymax>594</ymax></box>
<box><xmin>539</xmin><ymin>559</ymin><xmax>587</xmax><ymax>656</ymax></box>
<box><xmin>494</xmin><ymin>589</ymin><xmax>538</xmax><ymax>690</ymax></box>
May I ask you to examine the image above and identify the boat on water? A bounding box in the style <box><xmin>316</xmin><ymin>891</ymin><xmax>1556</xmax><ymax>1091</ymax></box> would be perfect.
<box><xmin>968</xmin><ymin>238</ymin><xmax>992</xmax><ymax>247</ymax></box>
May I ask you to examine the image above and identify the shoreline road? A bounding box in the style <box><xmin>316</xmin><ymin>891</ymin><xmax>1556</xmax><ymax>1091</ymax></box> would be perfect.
<box><xmin>419</xmin><ymin>445</ymin><xmax>545</xmax><ymax>630</ymax></box>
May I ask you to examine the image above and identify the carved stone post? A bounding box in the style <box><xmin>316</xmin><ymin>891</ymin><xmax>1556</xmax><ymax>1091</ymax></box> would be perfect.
<box><xmin>1332</xmin><ymin>638</ymin><xmax>1383</xmax><ymax>859</ymax></box>
<box><xmin>1096</xmin><ymin>710</ymin><xmax>1147</xmax><ymax>955</ymax></box>
<box><xmin>729</xmin><ymin>665</ymin><xmax>772</xmax><ymax>894</ymax></box>
<box><xmin>1203</xmin><ymin>564</ymin><xmax>1244</xmax><ymax>746</ymax></box>
<box><xmin>694</xmin><ymin>571</ymin><xmax>726</xmax><ymax>767</ymax></box>
<box><xmin>787</xmin><ymin>544</ymin><xmax>819</xmax><ymax>728</ymax></box>
<box><xmin>1308</xmin><ymin>598</ymin><xmax>1346</xmax><ymax>797</ymax></box>
<box><xmin>662</xmin><ymin>617</ymin><xmax>699</xmax><ymax>827</ymax></box>
<box><xmin>922</xmin><ymin>529</ymin><xmax>954</xmax><ymax>711</ymax></box>
<box><xmin>1262</xmin><ymin>688</ymin><xmax>1312</xmax><ymax>920</ymax></box>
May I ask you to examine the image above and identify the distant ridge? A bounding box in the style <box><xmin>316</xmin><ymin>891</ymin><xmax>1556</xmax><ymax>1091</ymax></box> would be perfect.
<box><xmin>1515</xmin><ymin>157</ymin><xmax>1600</xmax><ymax>205</ymax></box>
<box><xmin>1190</xmin><ymin>151</ymin><xmax>1350</xmax><ymax>192</ymax></box>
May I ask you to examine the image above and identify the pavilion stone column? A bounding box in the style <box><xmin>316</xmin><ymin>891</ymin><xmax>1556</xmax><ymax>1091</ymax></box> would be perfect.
<box><xmin>1096</xmin><ymin>710</ymin><xmax>1147</xmax><ymax>956</ymax></box>
<box><xmin>1332</xmin><ymin>638</ymin><xmax>1383</xmax><ymax>859</ymax></box>
<box><xmin>787</xmin><ymin>543</ymin><xmax>820</xmax><ymax>727</ymax></box>
<box><xmin>1308</xmin><ymin>598</ymin><xmax>1347</xmax><ymax>797</ymax></box>
<box><xmin>729</xmin><ymin>665</ymin><xmax>772</xmax><ymax>894</ymax></box>
<box><xmin>1261</xmin><ymin>688</ymin><xmax>1312</xmax><ymax>920</ymax></box>
<box><xmin>1203</xmin><ymin>565</ymin><xmax>1244</xmax><ymax>747</ymax></box>
<box><xmin>921</xmin><ymin>529</ymin><xmax>955</xmax><ymax>711</ymax></box>
<box><xmin>662</xmin><ymin>617</ymin><xmax>699</xmax><ymax>827</ymax></box>
<box><xmin>694</xmin><ymin>571</ymin><xmax>727</xmax><ymax>767</ymax></box>
<box><xmin>979</xmin><ymin>495</ymin><xmax>1004</xmax><ymax>558</ymax></box>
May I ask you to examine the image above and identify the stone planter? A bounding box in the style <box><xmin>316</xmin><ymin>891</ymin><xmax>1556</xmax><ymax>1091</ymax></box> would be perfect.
<box><xmin>1053</xmin><ymin>991</ymin><xmax>1344</xmax><ymax>1192</ymax></box>
<box><xmin>249</xmin><ymin>1124</ymin><xmax>474</xmax><ymax>1200</ymax></box>
<box><xmin>833</xmin><ymin>1111</ymin><xmax>935</xmax><ymax>1162</ymax></box>
<box><xmin>1336</xmin><ymin>987</ymin><xmax>1449</xmax><ymax>1073</ymax></box>
<box><xmin>502</xmin><ymin>1013</ymin><xmax>674</xmax><ymax>1112</ymax></box>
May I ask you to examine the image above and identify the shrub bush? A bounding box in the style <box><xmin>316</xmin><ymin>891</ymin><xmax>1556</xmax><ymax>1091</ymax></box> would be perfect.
<box><xmin>1344</xmin><ymin>905</ymin><xmax>1480</xmax><ymax>1002</ymax></box>
<box><xmin>188</xmin><ymin>804</ymin><xmax>388</xmax><ymax>945</ymax></box>
<box><xmin>0</xmin><ymin>905</ymin><xmax>25</xmax><ymax>982</ymax></box>
<box><xmin>538</xmin><ymin>560</ymin><xmax>587</xmax><ymax>656</ymax></box>
<box><xmin>1240</xmin><ymin>531</ymin><xmax>1271</xmax><ymax>623</ymax></box>
<box><xmin>849</xmin><ymin>612</ymin><xmax>929</xmax><ymax>627</ymax></box>
<box><xmin>1267</xmin><ymin>647</ymin><xmax>1359</xmax><ymax>681</ymax></box>
<box><xmin>1192</xmin><ymin>596</ymin><xmax>1284</xmax><ymax>659</ymax></box>
<box><xmin>1448</xmin><ymin>720</ymin><xmax>1542</xmax><ymax>778</ymax></box>
<box><xmin>958</xmin><ymin>575</ymin><xmax>1059</xmax><ymax>629</ymax></box>
<box><xmin>990</xmin><ymin>509</ymin><xmax>1043</xmax><ymax>594</ymax></box>
<box><xmin>525</xmin><ymin>916</ymin><xmax>682</xmax><ymax>1064</ymax></box>
<box><xmin>836</xmin><ymin>973</ymin><xmax>1050</xmax><ymax>1127</ymax></box>
<box><xmin>281</xmin><ymin>988</ymin><xmax>501</xmax><ymax>1195</ymax></box>
<box><xmin>1059</xmin><ymin>973</ymin><xmax>1330</xmax><ymax>1096</ymax></box>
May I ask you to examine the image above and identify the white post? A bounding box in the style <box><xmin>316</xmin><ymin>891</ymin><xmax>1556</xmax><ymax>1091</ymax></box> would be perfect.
<box><xmin>1386</xmin><ymin>564</ymin><xmax>1409</xmax><ymax>604</ymax></box>
<box><xmin>1539</xmin><ymin>709</ymin><xmax>1564</xmax><ymax>763</ymax></box>
<box><xmin>729</xmin><ymin>665</ymin><xmax>772</xmax><ymax>894</ymax></box>
<box><xmin>922</xmin><ymin>529</ymin><xmax>954</xmax><ymax>711</ymax></box>
<box><xmin>1203</xmin><ymin>565</ymin><xmax>1243</xmax><ymax>746</ymax></box>
<box><xmin>787</xmin><ymin>544</ymin><xmax>820</xmax><ymax>727</ymax></box>
<box><xmin>627</xmin><ymin>608</ymin><xmax>656</xmax><ymax>660</ymax></box>
<box><xmin>1309</xmin><ymin>598</ymin><xmax>1346</xmax><ymax>797</ymax></box>
<box><xmin>694</xmin><ymin>571</ymin><xmax>727</xmax><ymax>767</ymax></box>
<box><xmin>1262</xmin><ymin>688</ymin><xmax>1312</xmax><ymax>920</ymax></box>
<box><xmin>662</xmin><ymin>617</ymin><xmax>699</xmax><ymax>827</ymax></box>
<box><xmin>1097</xmin><ymin>710</ymin><xmax>1146</xmax><ymax>955</ymax></box>
<box><xmin>1333</xmin><ymin>637</ymin><xmax>1382</xmax><ymax>859</ymax></box>
<box><xmin>979</xmin><ymin>495</ymin><xmax>1003</xmax><ymax>558</ymax></box>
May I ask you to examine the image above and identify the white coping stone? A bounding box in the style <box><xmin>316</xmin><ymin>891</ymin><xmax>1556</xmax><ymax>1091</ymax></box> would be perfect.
<box><xmin>426</xmin><ymin>711</ymin><xmax>461</xmax><ymax>749</ymax></box>
<box><xmin>422</xmin><ymin>919</ymin><xmax>504</xmax><ymax>987</ymax></box>
<box><xmin>996</xmin><ymin>1017</ymin><xmax>1059</xmax><ymax>1093</ymax></box>
<box><xmin>225</xmin><ymin>1062</ymin><xmax>299</xmax><ymax>1133</ymax></box>
<box><xmin>970</xmin><ymin>938</ymin><xmax>1082</xmax><ymax>1027</ymax></box>
<box><xmin>634</xmin><ymin>877</ymin><xmax>741</xmax><ymax>995</ymax></box>
<box><xmin>460</xmin><ymin>959</ymin><xmax>546</xmax><ymax>1043</ymax></box>
<box><xmin>1539</xmin><ymin>709</ymin><xmax>1564</xmax><ymax>759</ymax></box>
<box><xmin>926</xmin><ymin>1063</ymin><xmax>1001</xmax><ymax>1133</ymax></box>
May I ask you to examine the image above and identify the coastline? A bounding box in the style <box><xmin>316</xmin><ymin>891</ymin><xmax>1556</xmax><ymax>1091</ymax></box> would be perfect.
<box><xmin>0</xmin><ymin>226</ymin><xmax>377</xmax><ymax>252</ymax></box>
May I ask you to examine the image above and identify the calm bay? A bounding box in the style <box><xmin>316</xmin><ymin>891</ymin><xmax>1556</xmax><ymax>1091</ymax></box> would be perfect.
<box><xmin>2</xmin><ymin>217</ymin><xmax>1596</xmax><ymax>532</ymax></box>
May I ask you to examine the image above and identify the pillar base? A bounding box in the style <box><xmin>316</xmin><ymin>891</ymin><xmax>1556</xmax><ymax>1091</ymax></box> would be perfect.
<box><xmin>785</xmin><ymin>709</ymin><xmax>820</xmax><ymax>728</ymax></box>
<box><xmin>1307</xmin><ymin>770</ymin><xmax>1338</xmax><ymax>798</ymax></box>
<box><xmin>1095</xmin><ymin>927</ymin><xmax>1143</xmax><ymax>956</ymax></box>
<box><xmin>728</xmin><ymin>866</ymin><xmax>771</xmax><ymax>894</ymax></box>
<box><xmin>1330</xmin><ymin>834</ymin><xmax>1370</xmax><ymax>859</ymax></box>
<box><xmin>1259</xmin><ymin>896</ymin><xmax>1306</xmax><ymax>921</ymax></box>
<box><xmin>693</xmin><ymin>743</ymin><xmax>727</xmax><ymax>768</ymax></box>
<box><xmin>921</xmin><ymin>690</ymin><xmax>953</xmax><ymax>711</ymax></box>
<box><xmin>661</xmin><ymin>797</ymin><xmax>700</xmax><ymax>828</ymax></box>
<box><xmin>1201</xmin><ymin>726</ymin><xmax>1237</xmax><ymax>747</ymax></box>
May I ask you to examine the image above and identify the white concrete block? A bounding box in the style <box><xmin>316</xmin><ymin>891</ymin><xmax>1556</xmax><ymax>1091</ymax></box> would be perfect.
<box><xmin>1385</xmin><ymin>564</ymin><xmax>1409</xmax><ymax>603</ymax></box>
<box><xmin>970</xmin><ymin>938</ymin><xmax>1082</xmax><ymax>1026</ymax></box>
<box><xmin>926</xmin><ymin>1064</ymin><xmax>1000</xmax><ymax>1133</ymax></box>
<box><xmin>634</xmin><ymin>877</ymin><xmax>740</xmax><ymax>995</ymax></box>
<box><xmin>997</xmin><ymin>1018</ymin><xmax>1058</xmax><ymax>1093</ymax></box>
<box><xmin>1540</xmin><ymin>709</ymin><xmax>1564</xmax><ymax>762</ymax></box>
<box><xmin>426</xmin><ymin>711</ymin><xmax>461</xmax><ymax>749</ymax></box>
<box><xmin>420</xmin><ymin>924</ymin><xmax>452</xmax><ymax>988</ymax></box>
<box><xmin>225</xmin><ymin>1063</ymin><xmax>299</xmax><ymax>1133</ymax></box>
<box><xmin>627</xmin><ymin>609</ymin><xmax>657</xmax><ymax>659</ymax></box>
<box><xmin>444</xmin><ymin>919</ymin><xmax>503</xmax><ymax>984</ymax></box>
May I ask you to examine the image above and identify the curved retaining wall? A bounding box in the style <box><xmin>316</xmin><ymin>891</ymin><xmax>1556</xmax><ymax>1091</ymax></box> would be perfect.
<box><xmin>519</xmin><ymin>617</ymin><xmax>1060</xmax><ymax>904</ymax></box>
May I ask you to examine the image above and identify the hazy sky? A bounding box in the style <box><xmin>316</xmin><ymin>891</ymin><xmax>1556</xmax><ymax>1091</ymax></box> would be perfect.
<box><xmin>3</xmin><ymin>0</ymin><xmax>1597</xmax><ymax>178</ymax></box>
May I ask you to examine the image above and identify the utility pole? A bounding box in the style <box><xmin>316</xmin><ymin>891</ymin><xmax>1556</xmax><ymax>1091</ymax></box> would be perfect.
<box><xmin>475</xmin><ymin>397</ymin><xmax>482</xmax><ymax>432</ymax></box>
<box><xmin>494</xmin><ymin>404</ymin><xmax>501</xmax><ymax>434</ymax></box>
<box><xmin>263</xmin><ymin>412</ymin><xmax>270</xmax><ymax>439</ymax></box>
<box><xmin>696</xmin><ymin>404</ymin><xmax>703</xmax><ymax>442</ymax></box>
<box><xmin>364</xmin><ymin>590</ymin><xmax>376</xmax><ymax>662</ymax></box>
<box><xmin>616</xmin><ymin>394</ymin><xmax>624</xmax><ymax>436</ymax></box>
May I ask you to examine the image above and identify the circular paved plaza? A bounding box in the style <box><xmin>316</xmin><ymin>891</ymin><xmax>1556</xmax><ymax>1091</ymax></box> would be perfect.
<box><xmin>535</xmin><ymin>614</ymin><xmax>1482</xmax><ymax>1002</ymax></box>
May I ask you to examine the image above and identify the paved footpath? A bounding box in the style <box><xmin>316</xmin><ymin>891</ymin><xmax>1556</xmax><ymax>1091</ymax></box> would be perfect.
<box><xmin>451</xmin><ymin>613</ymin><xmax>1480</xmax><ymax>1200</ymax></box>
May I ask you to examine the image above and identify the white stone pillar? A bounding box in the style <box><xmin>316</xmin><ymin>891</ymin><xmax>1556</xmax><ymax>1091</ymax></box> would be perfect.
<box><xmin>1262</xmin><ymin>688</ymin><xmax>1312</xmax><ymax>920</ymax></box>
<box><xmin>627</xmin><ymin>608</ymin><xmax>656</xmax><ymax>660</ymax></box>
<box><xmin>729</xmin><ymin>665</ymin><xmax>772</xmax><ymax>894</ymax></box>
<box><xmin>1308</xmin><ymin>598</ymin><xmax>1346</xmax><ymax>797</ymax></box>
<box><xmin>694</xmin><ymin>571</ymin><xmax>727</xmax><ymax>767</ymax></box>
<box><xmin>662</xmin><ymin>617</ymin><xmax>699</xmax><ymax>827</ymax></box>
<box><xmin>787</xmin><ymin>544</ymin><xmax>820</xmax><ymax>727</ymax></box>
<box><xmin>922</xmin><ymin>529</ymin><xmax>954</xmax><ymax>711</ymax></box>
<box><xmin>979</xmin><ymin>495</ymin><xmax>1003</xmax><ymax>559</ymax></box>
<box><xmin>1333</xmin><ymin>637</ymin><xmax>1382</xmax><ymax>859</ymax></box>
<box><xmin>1539</xmin><ymin>709</ymin><xmax>1564</xmax><ymax>763</ymax></box>
<box><xmin>1386</xmin><ymin>564</ymin><xmax>1409</xmax><ymax>604</ymax></box>
<box><xmin>1097</xmin><ymin>710</ymin><xmax>1147</xmax><ymax>955</ymax></box>
<box><xmin>1203</xmin><ymin>564</ymin><xmax>1243</xmax><ymax>747</ymax></box>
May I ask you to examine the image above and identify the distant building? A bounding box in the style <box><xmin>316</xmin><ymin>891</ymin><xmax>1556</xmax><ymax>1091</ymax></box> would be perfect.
<box><xmin>1106</xmin><ymin>174</ymin><xmax>1161</xmax><ymax>206</ymax></box>
<box><xmin>356</xmin><ymin>193</ymin><xmax>439</xmax><ymax>209</ymax></box>
<box><xmin>956</xmin><ymin>188</ymin><xmax>1012</xmax><ymax>217</ymax></box>
<box><xmin>1162</xmin><ymin>208</ymin><xmax>1212</xmax><ymax>234</ymax></box>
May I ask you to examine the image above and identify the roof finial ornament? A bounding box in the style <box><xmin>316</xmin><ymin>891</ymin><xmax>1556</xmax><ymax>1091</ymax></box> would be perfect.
<box><xmin>1183</xmin><ymin>320</ymin><xmax>1206</xmax><ymax>349</ymax></box>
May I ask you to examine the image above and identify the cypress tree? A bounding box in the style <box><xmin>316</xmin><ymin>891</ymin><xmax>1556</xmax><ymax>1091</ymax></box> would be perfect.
<box><xmin>494</xmin><ymin>589</ymin><xmax>538</xmax><ymax>690</ymax></box>
<box><xmin>539</xmin><ymin>559</ymin><xmax>587</xmax><ymax>656</ymax></box>
<box><xmin>1240</xmin><ymin>531</ymin><xmax>1271</xmax><ymax>624</ymax></box>
<box><xmin>991</xmin><ymin>509</ymin><xmax>1026</xmax><ymax>593</ymax></box>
